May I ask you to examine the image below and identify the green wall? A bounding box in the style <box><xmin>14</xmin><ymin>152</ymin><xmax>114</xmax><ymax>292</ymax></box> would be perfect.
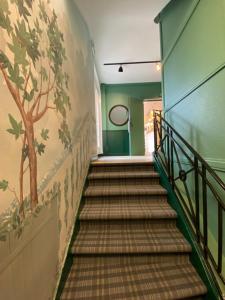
<box><xmin>158</xmin><ymin>0</ymin><xmax>225</xmax><ymax>293</ymax></box>
<box><xmin>101</xmin><ymin>82</ymin><xmax>161</xmax><ymax>155</ymax></box>
<box><xmin>159</xmin><ymin>0</ymin><xmax>225</xmax><ymax>172</ymax></box>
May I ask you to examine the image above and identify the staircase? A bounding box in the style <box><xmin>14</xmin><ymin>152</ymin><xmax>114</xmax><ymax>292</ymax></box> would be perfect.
<box><xmin>60</xmin><ymin>160</ymin><xmax>207</xmax><ymax>300</ymax></box>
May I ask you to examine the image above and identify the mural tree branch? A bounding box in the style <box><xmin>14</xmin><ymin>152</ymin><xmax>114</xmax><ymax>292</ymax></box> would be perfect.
<box><xmin>0</xmin><ymin>0</ymin><xmax>71</xmax><ymax>212</ymax></box>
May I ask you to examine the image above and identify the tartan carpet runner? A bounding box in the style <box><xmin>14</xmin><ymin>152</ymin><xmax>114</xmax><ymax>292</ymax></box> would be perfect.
<box><xmin>60</xmin><ymin>160</ymin><xmax>207</xmax><ymax>299</ymax></box>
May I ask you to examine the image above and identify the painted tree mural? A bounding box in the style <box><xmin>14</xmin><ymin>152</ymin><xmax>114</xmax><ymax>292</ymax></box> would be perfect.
<box><xmin>0</xmin><ymin>0</ymin><xmax>71</xmax><ymax>213</ymax></box>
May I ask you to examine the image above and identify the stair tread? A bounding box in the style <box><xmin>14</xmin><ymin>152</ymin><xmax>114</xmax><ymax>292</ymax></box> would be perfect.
<box><xmin>84</xmin><ymin>185</ymin><xmax>167</xmax><ymax>197</ymax></box>
<box><xmin>60</xmin><ymin>260</ymin><xmax>207</xmax><ymax>300</ymax></box>
<box><xmin>88</xmin><ymin>171</ymin><xmax>159</xmax><ymax>179</ymax></box>
<box><xmin>71</xmin><ymin>225</ymin><xmax>191</xmax><ymax>254</ymax></box>
<box><xmin>80</xmin><ymin>199</ymin><xmax>177</xmax><ymax>220</ymax></box>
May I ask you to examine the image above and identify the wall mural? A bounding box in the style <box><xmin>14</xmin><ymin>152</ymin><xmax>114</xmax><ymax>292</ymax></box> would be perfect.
<box><xmin>0</xmin><ymin>0</ymin><xmax>97</xmax><ymax>298</ymax></box>
<box><xmin>0</xmin><ymin>0</ymin><xmax>71</xmax><ymax>216</ymax></box>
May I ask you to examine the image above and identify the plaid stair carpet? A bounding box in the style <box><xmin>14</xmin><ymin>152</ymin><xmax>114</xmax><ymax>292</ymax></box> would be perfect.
<box><xmin>61</xmin><ymin>160</ymin><xmax>207</xmax><ymax>300</ymax></box>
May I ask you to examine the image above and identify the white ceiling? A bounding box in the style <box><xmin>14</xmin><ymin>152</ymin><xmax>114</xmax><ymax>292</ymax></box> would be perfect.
<box><xmin>74</xmin><ymin>0</ymin><xmax>170</xmax><ymax>84</ymax></box>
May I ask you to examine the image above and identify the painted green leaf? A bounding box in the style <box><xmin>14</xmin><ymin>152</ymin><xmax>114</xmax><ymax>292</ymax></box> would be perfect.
<box><xmin>15</xmin><ymin>20</ymin><xmax>40</xmax><ymax>64</ymax></box>
<box><xmin>0</xmin><ymin>180</ymin><xmax>8</xmax><ymax>191</ymax></box>
<box><xmin>34</xmin><ymin>18</ymin><xmax>42</xmax><ymax>35</ymax></box>
<box><xmin>7</xmin><ymin>114</ymin><xmax>25</xmax><ymax>140</ymax></box>
<box><xmin>0</xmin><ymin>11</ymin><xmax>13</xmax><ymax>33</ymax></box>
<box><xmin>8</xmin><ymin>35</ymin><xmax>29</xmax><ymax>66</ymax></box>
<box><xmin>23</xmin><ymin>89</ymin><xmax>34</xmax><ymax>102</ymax></box>
<box><xmin>41</xmin><ymin>129</ymin><xmax>49</xmax><ymax>141</ymax></box>
<box><xmin>30</xmin><ymin>72</ymin><xmax>38</xmax><ymax>91</ymax></box>
<box><xmin>17</xmin><ymin>0</ymin><xmax>31</xmax><ymax>22</ymax></box>
<box><xmin>58</xmin><ymin>120</ymin><xmax>72</xmax><ymax>151</ymax></box>
<box><xmin>39</xmin><ymin>0</ymin><xmax>49</xmax><ymax>24</ymax></box>
<box><xmin>8</xmin><ymin>64</ymin><xmax>25</xmax><ymax>89</ymax></box>
<box><xmin>40</xmin><ymin>66</ymin><xmax>48</xmax><ymax>81</ymax></box>
<box><xmin>34</xmin><ymin>140</ymin><xmax>46</xmax><ymax>156</ymax></box>
<box><xmin>0</xmin><ymin>52</ymin><xmax>12</xmax><ymax>69</ymax></box>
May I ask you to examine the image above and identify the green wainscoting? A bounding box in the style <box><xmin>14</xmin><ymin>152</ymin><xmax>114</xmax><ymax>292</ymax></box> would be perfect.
<box><xmin>103</xmin><ymin>130</ymin><xmax>130</xmax><ymax>156</ymax></box>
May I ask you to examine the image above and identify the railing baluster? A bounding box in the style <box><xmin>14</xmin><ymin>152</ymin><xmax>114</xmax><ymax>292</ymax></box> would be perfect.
<box><xmin>154</xmin><ymin>112</ymin><xmax>157</xmax><ymax>154</ymax></box>
<box><xmin>160</xmin><ymin>111</ymin><xmax>162</xmax><ymax>142</ymax></box>
<box><xmin>153</xmin><ymin>111</ymin><xmax>225</xmax><ymax>289</ymax></box>
<box><xmin>194</xmin><ymin>157</ymin><xmax>200</xmax><ymax>243</ymax></box>
<box><xmin>217</xmin><ymin>204</ymin><xmax>223</xmax><ymax>274</ymax></box>
<box><xmin>170</xmin><ymin>130</ymin><xmax>174</xmax><ymax>189</ymax></box>
<box><xmin>202</xmin><ymin>164</ymin><xmax>208</xmax><ymax>258</ymax></box>
<box><xmin>167</xmin><ymin>126</ymin><xmax>171</xmax><ymax>180</ymax></box>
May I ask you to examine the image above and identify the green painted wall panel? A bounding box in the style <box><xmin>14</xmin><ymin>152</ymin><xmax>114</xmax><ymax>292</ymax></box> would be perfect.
<box><xmin>163</xmin><ymin>0</ymin><xmax>225</xmax><ymax>110</ymax></box>
<box><xmin>161</xmin><ymin>0</ymin><xmax>197</xmax><ymax>58</ymax></box>
<box><xmin>159</xmin><ymin>0</ymin><xmax>225</xmax><ymax>294</ymax></box>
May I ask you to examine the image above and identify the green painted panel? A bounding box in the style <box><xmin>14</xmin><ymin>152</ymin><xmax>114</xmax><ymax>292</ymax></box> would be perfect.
<box><xmin>129</xmin><ymin>97</ymin><xmax>145</xmax><ymax>155</ymax></box>
<box><xmin>159</xmin><ymin>0</ymin><xmax>225</xmax><ymax>294</ymax></box>
<box><xmin>161</xmin><ymin>0</ymin><xmax>197</xmax><ymax>58</ymax></box>
<box><xmin>103</xmin><ymin>130</ymin><xmax>130</xmax><ymax>156</ymax></box>
<box><xmin>166</xmin><ymin>67</ymin><xmax>225</xmax><ymax>179</ymax></box>
<box><xmin>163</xmin><ymin>0</ymin><xmax>225</xmax><ymax>110</ymax></box>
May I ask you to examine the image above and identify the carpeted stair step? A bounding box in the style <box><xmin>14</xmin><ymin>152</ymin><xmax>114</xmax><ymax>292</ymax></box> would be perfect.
<box><xmin>84</xmin><ymin>184</ymin><xmax>167</xmax><ymax>197</ymax></box>
<box><xmin>90</xmin><ymin>161</ymin><xmax>155</xmax><ymax>173</ymax></box>
<box><xmin>71</xmin><ymin>222</ymin><xmax>191</xmax><ymax>255</ymax></box>
<box><xmin>60</xmin><ymin>259</ymin><xmax>207</xmax><ymax>300</ymax></box>
<box><xmin>87</xmin><ymin>171</ymin><xmax>160</xmax><ymax>186</ymax></box>
<box><xmin>79</xmin><ymin>198</ymin><xmax>177</xmax><ymax>220</ymax></box>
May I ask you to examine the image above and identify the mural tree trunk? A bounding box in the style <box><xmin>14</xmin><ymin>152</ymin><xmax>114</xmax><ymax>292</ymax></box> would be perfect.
<box><xmin>0</xmin><ymin>0</ymin><xmax>72</xmax><ymax>213</ymax></box>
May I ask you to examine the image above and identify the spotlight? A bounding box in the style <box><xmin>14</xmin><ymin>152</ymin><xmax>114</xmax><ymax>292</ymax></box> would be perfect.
<box><xmin>118</xmin><ymin>65</ymin><xmax>123</xmax><ymax>72</ymax></box>
<box><xmin>156</xmin><ymin>63</ymin><xmax>161</xmax><ymax>71</ymax></box>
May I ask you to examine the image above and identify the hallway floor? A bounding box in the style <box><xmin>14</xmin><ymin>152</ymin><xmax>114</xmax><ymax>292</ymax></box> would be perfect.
<box><xmin>60</xmin><ymin>158</ymin><xmax>206</xmax><ymax>300</ymax></box>
<box><xmin>95</xmin><ymin>155</ymin><xmax>153</xmax><ymax>163</ymax></box>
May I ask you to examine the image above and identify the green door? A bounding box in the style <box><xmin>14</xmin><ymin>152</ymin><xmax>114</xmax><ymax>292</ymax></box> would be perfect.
<box><xmin>129</xmin><ymin>97</ymin><xmax>145</xmax><ymax>155</ymax></box>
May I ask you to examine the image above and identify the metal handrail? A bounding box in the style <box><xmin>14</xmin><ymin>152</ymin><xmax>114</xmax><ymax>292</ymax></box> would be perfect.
<box><xmin>153</xmin><ymin>111</ymin><xmax>225</xmax><ymax>297</ymax></box>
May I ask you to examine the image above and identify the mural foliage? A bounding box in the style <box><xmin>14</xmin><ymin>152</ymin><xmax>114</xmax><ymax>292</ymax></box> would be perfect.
<box><xmin>0</xmin><ymin>0</ymin><xmax>71</xmax><ymax>215</ymax></box>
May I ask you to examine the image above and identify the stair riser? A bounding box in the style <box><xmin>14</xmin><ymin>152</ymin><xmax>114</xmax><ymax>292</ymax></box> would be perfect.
<box><xmin>83</xmin><ymin>194</ymin><xmax>168</xmax><ymax>202</ymax></box>
<box><xmin>87</xmin><ymin>177</ymin><xmax>160</xmax><ymax>186</ymax></box>
<box><xmin>71</xmin><ymin>254</ymin><xmax>190</xmax><ymax>265</ymax></box>
<box><xmin>80</xmin><ymin>217</ymin><xmax>176</xmax><ymax>230</ymax></box>
<box><xmin>78</xmin><ymin>219</ymin><xmax>177</xmax><ymax>229</ymax></box>
<box><xmin>91</xmin><ymin>165</ymin><xmax>154</xmax><ymax>173</ymax></box>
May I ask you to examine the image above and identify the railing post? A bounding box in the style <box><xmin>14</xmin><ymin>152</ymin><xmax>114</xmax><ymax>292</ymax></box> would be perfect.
<box><xmin>194</xmin><ymin>157</ymin><xmax>200</xmax><ymax>243</ymax></box>
<box><xmin>167</xmin><ymin>126</ymin><xmax>171</xmax><ymax>180</ymax></box>
<box><xmin>154</xmin><ymin>111</ymin><xmax>158</xmax><ymax>155</ymax></box>
<box><xmin>217</xmin><ymin>204</ymin><xmax>223</xmax><ymax>274</ymax></box>
<box><xmin>202</xmin><ymin>164</ymin><xmax>208</xmax><ymax>258</ymax></box>
<box><xmin>170</xmin><ymin>130</ymin><xmax>174</xmax><ymax>189</ymax></box>
<box><xmin>159</xmin><ymin>111</ymin><xmax>162</xmax><ymax>141</ymax></box>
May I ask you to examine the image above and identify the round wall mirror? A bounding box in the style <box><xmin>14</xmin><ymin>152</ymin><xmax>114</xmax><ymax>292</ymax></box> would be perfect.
<box><xmin>109</xmin><ymin>105</ymin><xmax>129</xmax><ymax>126</ymax></box>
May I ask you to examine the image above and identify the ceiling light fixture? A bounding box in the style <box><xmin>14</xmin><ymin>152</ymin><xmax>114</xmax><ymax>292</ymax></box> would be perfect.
<box><xmin>104</xmin><ymin>60</ymin><xmax>161</xmax><ymax>73</ymax></box>
<box><xmin>118</xmin><ymin>65</ymin><xmax>123</xmax><ymax>73</ymax></box>
<box><xmin>156</xmin><ymin>62</ymin><xmax>161</xmax><ymax>71</ymax></box>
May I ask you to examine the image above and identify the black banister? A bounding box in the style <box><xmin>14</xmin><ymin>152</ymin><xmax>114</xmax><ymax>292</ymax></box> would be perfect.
<box><xmin>153</xmin><ymin>111</ymin><xmax>225</xmax><ymax>296</ymax></box>
<box><xmin>157</xmin><ymin>114</ymin><xmax>225</xmax><ymax>191</ymax></box>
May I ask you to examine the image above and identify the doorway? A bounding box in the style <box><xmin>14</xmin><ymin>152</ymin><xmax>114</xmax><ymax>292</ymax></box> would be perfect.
<box><xmin>143</xmin><ymin>99</ymin><xmax>162</xmax><ymax>155</ymax></box>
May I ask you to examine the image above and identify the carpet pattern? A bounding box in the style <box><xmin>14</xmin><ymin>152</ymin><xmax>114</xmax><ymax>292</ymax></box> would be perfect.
<box><xmin>60</xmin><ymin>160</ymin><xmax>207</xmax><ymax>299</ymax></box>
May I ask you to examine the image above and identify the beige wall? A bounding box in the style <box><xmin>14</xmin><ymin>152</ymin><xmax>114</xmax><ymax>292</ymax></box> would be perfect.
<box><xmin>0</xmin><ymin>0</ymin><xmax>97</xmax><ymax>299</ymax></box>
